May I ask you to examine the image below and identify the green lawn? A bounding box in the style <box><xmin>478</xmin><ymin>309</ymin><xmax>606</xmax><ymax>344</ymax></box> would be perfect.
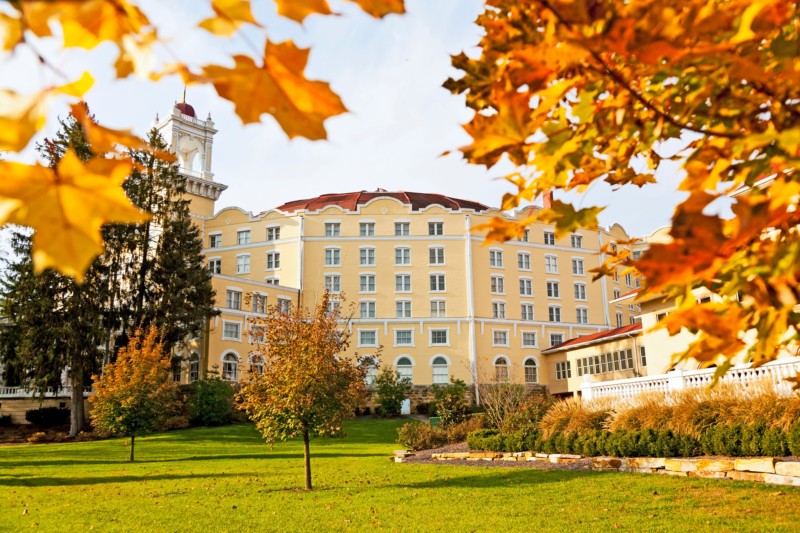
<box><xmin>1</xmin><ymin>420</ymin><xmax>799</xmax><ymax>532</ymax></box>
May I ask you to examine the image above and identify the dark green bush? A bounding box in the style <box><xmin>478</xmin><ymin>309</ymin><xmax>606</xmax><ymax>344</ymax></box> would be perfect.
<box><xmin>789</xmin><ymin>423</ymin><xmax>800</xmax><ymax>456</ymax></box>
<box><xmin>25</xmin><ymin>407</ymin><xmax>70</xmax><ymax>427</ymax></box>
<box><xmin>187</xmin><ymin>376</ymin><xmax>234</xmax><ymax>426</ymax></box>
<box><xmin>711</xmin><ymin>424</ymin><xmax>743</xmax><ymax>456</ymax></box>
<box><xmin>740</xmin><ymin>422</ymin><xmax>766</xmax><ymax>457</ymax></box>
<box><xmin>374</xmin><ymin>368</ymin><xmax>411</xmax><ymax>417</ymax></box>
<box><xmin>397</xmin><ymin>422</ymin><xmax>447</xmax><ymax>451</ymax></box>
<box><xmin>653</xmin><ymin>430</ymin><xmax>679</xmax><ymax>458</ymax></box>
<box><xmin>445</xmin><ymin>414</ymin><xmax>486</xmax><ymax>443</ymax></box>
<box><xmin>433</xmin><ymin>379</ymin><xmax>469</xmax><ymax>428</ymax></box>
<box><xmin>0</xmin><ymin>414</ymin><xmax>12</xmax><ymax>426</ymax></box>
<box><xmin>761</xmin><ymin>428</ymin><xmax>788</xmax><ymax>457</ymax></box>
<box><xmin>677</xmin><ymin>434</ymin><xmax>702</xmax><ymax>457</ymax></box>
<box><xmin>467</xmin><ymin>429</ymin><xmax>502</xmax><ymax>451</ymax></box>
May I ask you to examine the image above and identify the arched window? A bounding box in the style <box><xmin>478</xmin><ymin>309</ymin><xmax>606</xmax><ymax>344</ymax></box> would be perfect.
<box><xmin>495</xmin><ymin>357</ymin><xmax>510</xmax><ymax>383</ymax></box>
<box><xmin>432</xmin><ymin>356</ymin><xmax>449</xmax><ymax>384</ymax></box>
<box><xmin>396</xmin><ymin>357</ymin><xmax>413</xmax><ymax>383</ymax></box>
<box><xmin>222</xmin><ymin>353</ymin><xmax>239</xmax><ymax>382</ymax></box>
<box><xmin>189</xmin><ymin>353</ymin><xmax>200</xmax><ymax>382</ymax></box>
<box><xmin>524</xmin><ymin>359</ymin><xmax>538</xmax><ymax>384</ymax></box>
<box><xmin>171</xmin><ymin>356</ymin><xmax>182</xmax><ymax>383</ymax></box>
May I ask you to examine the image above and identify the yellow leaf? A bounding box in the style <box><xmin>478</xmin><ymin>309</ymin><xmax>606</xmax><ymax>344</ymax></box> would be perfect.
<box><xmin>115</xmin><ymin>31</ymin><xmax>158</xmax><ymax>79</ymax></box>
<box><xmin>730</xmin><ymin>0</ymin><xmax>774</xmax><ymax>45</ymax></box>
<box><xmin>199</xmin><ymin>0</ymin><xmax>261</xmax><ymax>36</ymax></box>
<box><xmin>0</xmin><ymin>74</ymin><xmax>93</xmax><ymax>151</ymax></box>
<box><xmin>58</xmin><ymin>0</ymin><xmax>151</xmax><ymax>50</ymax></box>
<box><xmin>0</xmin><ymin>152</ymin><xmax>148</xmax><ymax>281</ymax></box>
<box><xmin>202</xmin><ymin>39</ymin><xmax>346</xmax><ymax>139</ymax></box>
<box><xmin>345</xmin><ymin>0</ymin><xmax>405</xmax><ymax>18</ymax></box>
<box><xmin>0</xmin><ymin>12</ymin><xmax>23</xmax><ymax>51</ymax></box>
<box><xmin>537</xmin><ymin>200</ymin><xmax>604</xmax><ymax>238</ymax></box>
<box><xmin>274</xmin><ymin>0</ymin><xmax>332</xmax><ymax>23</ymax></box>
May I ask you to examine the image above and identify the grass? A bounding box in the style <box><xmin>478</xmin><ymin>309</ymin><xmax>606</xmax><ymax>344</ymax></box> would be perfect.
<box><xmin>2</xmin><ymin>420</ymin><xmax>800</xmax><ymax>532</ymax></box>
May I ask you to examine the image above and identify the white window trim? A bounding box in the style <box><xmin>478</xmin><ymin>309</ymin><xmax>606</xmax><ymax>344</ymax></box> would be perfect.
<box><xmin>429</xmin><ymin>327</ymin><xmax>450</xmax><ymax>347</ymax></box>
<box><xmin>394</xmin><ymin>354</ymin><xmax>415</xmax><ymax>367</ymax></box>
<box><xmin>221</xmin><ymin>320</ymin><xmax>243</xmax><ymax>341</ymax></box>
<box><xmin>546</xmin><ymin>279</ymin><xmax>561</xmax><ymax>299</ymax></box>
<box><xmin>429</xmin><ymin>271</ymin><xmax>447</xmax><ymax>293</ymax></box>
<box><xmin>490</xmin><ymin>275</ymin><xmax>505</xmax><ymax>295</ymax></box>
<box><xmin>359</xmin><ymin>272</ymin><xmax>377</xmax><ymax>294</ymax></box>
<box><xmin>428</xmin><ymin>354</ymin><xmax>452</xmax><ymax>366</ymax></box>
<box><xmin>491</xmin><ymin>329</ymin><xmax>510</xmax><ymax>347</ymax></box>
<box><xmin>265</xmin><ymin>251</ymin><xmax>281</xmax><ymax>271</ymax></box>
<box><xmin>393</xmin><ymin>328</ymin><xmax>415</xmax><ymax>347</ymax></box>
<box><xmin>521</xmin><ymin>331</ymin><xmax>538</xmax><ymax>348</ymax></box>
<box><xmin>489</xmin><ymin>247</ymin><xmax>504</xmax><ymax>268</ymax></box>
<box><xmin>519</xmin><ymin>276</ymin><xmax>533</xmax><ymax>297</ymax></box>
<box><xmin>517</xmin><ymin>252</ymin><xmax>531</xmax><ymax>271</ymax></box>
<box><xmin>357</xmin><ymin>328</ymin><xmax>379</xmax><ymax>347</ymax></box>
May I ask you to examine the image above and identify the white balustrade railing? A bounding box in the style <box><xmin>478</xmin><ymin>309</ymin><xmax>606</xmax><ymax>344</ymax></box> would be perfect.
<box><xmin>581</xmin><ymin>357</ymin><xmax>800</xmax><ymax>400</ymax></box>
<box><xmin>0</xmin><ymin>386</ymin><xmax>91</xmax><ymax>399</ymax></box>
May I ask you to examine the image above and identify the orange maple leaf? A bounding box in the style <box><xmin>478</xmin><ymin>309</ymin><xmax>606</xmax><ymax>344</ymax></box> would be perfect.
<box><xmin>201</xmin><ymin>39</ymin><xmax>346</xmax><ymax>139</ymax></box>
<box><xmin>199</xmin><ymin>0</ymin><xmax>261</xmax><ymax>36</ymax></box>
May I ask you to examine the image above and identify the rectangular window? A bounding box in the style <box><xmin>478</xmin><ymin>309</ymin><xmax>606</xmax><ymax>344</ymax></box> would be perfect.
<box><xmin>625</xmin><ymin>273</ymin><xmax>633</xmax><ymax>287</ymax></box>
<box><xmin>546</xmin><ymin>281</ymin><xmax>560</xmax><ymax>298</ymax></box>
<box><xmin>613</xmin><ymin>288</ymin><xmax>621</xmax><ymax>299</ymax></box>
<box><xmin>572</xmin><ymin>258</ymin><xmax>584</xmax><ymax>275</ymax></box>
<box><xmin>324</xmin><ymin>222</ymin><xmax>340</xmax><ymax>237</ymax></box>
<box><xmin>236</xmin><ymin>255</ymin><xmax>250</xmax><ymax>274</ymax></box>
<box><xmin>518</xmin><ymin>252</ymin><xmax>531</xmax><ymax>270</ymax></box>
<box><xmin>430</xmin><ymin>274</ymin><xmax>446</xmax><ymax>292</ymax></box>
<box><xmin>544</xmin><ymin>232</ymin><xmax>555</xmax><ymax>246</ymax></box>
<box><xmin>616</xmin><ymin>312</ymin><xmax>624</xmax><ymax>327</ymax></box>
<box><xmin>521</xmin><ymin>229</ymin><xmax>529</xmax><ymax>242</ymax></box>
<box><xmin>492</xmin><ymin>302</ymin><xmax>506</xmax><ymax>319</ymax></box>
<box><xmin>359</xmin><ymin>330</ymin><xmax>377</xmax><ymax>346</ymax></box>
<box><xmin>222</xmin><ymin>321</ymin><xmax>241</xmax><ymax>340</ymax></box>
<box><xmin>395</xmin><ymin>222</ymin><xmax>410</xmax><ymax>236</ymax></box>
<box><xmin>430</xmin><ymin>329</ymin><xmax>448</xmax><ymax>345</ymax></box>
<box><xmin>521</xmin><ymin>303</ymin><xmax>534</xmax><ymax>321</ymax></box>
<box><xmin>360</xmin><ymin>301</ymin><xmax>376</xmax><ymax>318</ymax></box>
<box><xmin>226</xmin><ymin>290</ymin><xmax>241</xmax><ymax>310</ymax></box>
<box><xmin>396</xmin><ymin>300</ymin><xmax>411</xmax><ymax>318</ymax></box>
<box><xmin>625</xmin><ymin>348</ymin><xmax>634</xmax><ymax>369</ymax></box>
<box><xmin>492</xmin><ymin>330</ymin><xmax>508</xmax><ymax>346</ymax></box>
<box><xmin>209</xmin><ymin>234</ymin><xmax>222</xmax><ymax>248</ymax></box>
<box><xmin>359</xmin><ymin>248</ymin><xmax>375</xmax><ymax>266</ymax></box>
<box><xmin>327</xmin><ymin>299</ymin><xmax>340</xmax><ymax>316</ymax></box>
<box><xmin>237</xmin><ymin>230</ymin><xmax>250</xmax><ymax>245</ymax></box>
<box><xmin>395</xmin><ymin>330</ymin><xmax>413</xmax><ymax>346</ymax></box>
<box><xmin>429</xmin><ymin>247</ymin><xmax>445</xmax><ymax>265</ymax></box>
<box><xmin>430</xmin><ymin>300</ymin><xmax>446</xmax><ymax>317</ymax></box>
<box><xmin>522</xmin><ymin>332</ymin><xmax>537</xmax><ymax>347</ymax></box>
<box><xmin>576</xmin><ymin>308</ymin><xmax>588</xmax><ymax>324</ymax></box>
<box><xmin>277</xmin><ymin>298</ymin><xmax>291</xmax><ymax>314</ymax></box>
<box><xmin>612</xmin><ymin>351</ymin><xmax>620</xmax><ymax>371</ymax></box>
<box><xmin>574</xmin><ymin>283</ymin><xmax>586</xmax><ymax>300</ymax></box>
<box><xmin>265</xmin><ymin>277</ymin><xmax>279</xmax><ymax>285</ymax></box>
<box><xmin>252</xmin><ymin>294</ymin><xmax>266</xmax><ymax>314</ymax></box>
<box><xmin>640</xmin><ymin>346</ymin><xmax>647</xmax><ymax>367</ymax></box>
<box><xmin>545</xmin><ymin>256</ymin><xmax>558</xmax><ymax>273</ymax></box>
<box><xmin>571</xmin><ymin>235</ymin><xmax>582</xmax><ymax>248</ymax></box>
<box><xmin>266</xmin><ymin>252</ymin><xmax>280</xmax><ymax>270</ymax></box>
<box><xmin>359</xmin><ymin>222</ymin><xmax>375</xmax><ymax>237</ymax></box>
<box><xmin>555</xmin><ymin>361</ymin><xmax>571</xmax><ymax>380</ymax></box>
<box><xmin>549</xmin><ymin>306</ymin><xmax>561</xmax><ymax>322</ymax></box>
<box><xmin>489</xmin><ymin>250</ymin><xmax>504</xmax><ymax>267</ymax></box>
<box><xmin>208</xmin><ymin>258</ymin><xmax>221</xmax><ymax>274</ymax></box>
<box><xmin>395</xmin><ymin>247</ymin><xmax>411</xmax><ymax>265</ymax></box>
<box><xmin>519</xmin><ymin>279</ymin><xmax>532</xmax><ymax>296</ymax></box>
<box><xmin>550</xmin><ymin>333</ymin><xmax>564</xmax><ymax>347</ymax></box>
<box><xmin>613</xmin><ymin>269</ymin><xmax>619</xmax><ymax>282</ymax></box>
<box><xmin>395</xmin><ymin>274</ymin><xmax>411</xmax><ymax>293</ymax></box>
<box><xmin>324</xmin><ymin>274</ymin><xmax>341</xmax><ymax>293</ymax></box>
<box><xmin>428</xmin><ymin>222</ymin><xmax>443</xmax><ymax>235</ymax></box>
<box><xmin>324</xmin><ymin>248</ymin><xmax>341</xmax><ymax>266</ymax></box>
<box><xmin>360</xmin><ymin>274</ymin><xmax>376</xmax><ymax>293</ymax></box>
<box><xmin>490</xmin><ymin>276</ymin><xmax>505</xmax><ymax>294</ymax></box>
<box><xmin>266</xmin><ymin>226</ymin><xmax>280</xmax><ymax>241</ymax></box>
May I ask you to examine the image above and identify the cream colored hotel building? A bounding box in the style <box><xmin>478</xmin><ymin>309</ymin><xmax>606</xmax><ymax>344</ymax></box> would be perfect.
<box><xmin>159</xmin><ymin>103</ymin><xmax>643</xmax><ymax>399</ymax></box>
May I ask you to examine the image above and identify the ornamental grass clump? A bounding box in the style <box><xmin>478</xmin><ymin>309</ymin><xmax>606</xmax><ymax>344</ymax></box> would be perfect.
<box><xmin>538</xmin><ymin>397</ymin><xmax>612</xmax><ymax>439</ymax></box>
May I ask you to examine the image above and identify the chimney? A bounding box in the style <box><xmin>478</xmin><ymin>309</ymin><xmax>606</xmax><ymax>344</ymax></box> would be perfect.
<box><xmin>542</xmin><ymin>190</ymin><xmax>554</xmax><ymax>209</ymax></box>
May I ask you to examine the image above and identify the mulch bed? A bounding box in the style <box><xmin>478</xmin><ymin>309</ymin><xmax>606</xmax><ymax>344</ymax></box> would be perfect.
<box><xmin>402</xmin><ymin>442</ymin><xmax>594</xmax><ymax>470</ymax></box>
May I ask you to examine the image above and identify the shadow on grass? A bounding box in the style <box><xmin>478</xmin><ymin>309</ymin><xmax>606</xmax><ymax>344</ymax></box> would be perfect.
<box><xmin>391</xmin><ymin>468</ymin><xmax>612</xmax><ymax>489</ymax></box>
<box><xmin>0</xmin><ymin>471</ymin><xmax>248</xmax><ymax>487</ymax></box>
<box><xmin>0</xmin><ymin>450</ymin><xmax>388</xmax><ymax>469</ymax></box>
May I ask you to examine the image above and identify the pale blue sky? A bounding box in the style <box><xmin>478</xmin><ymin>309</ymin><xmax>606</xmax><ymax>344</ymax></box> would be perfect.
<box><xmin>3</xmin><ymin>0</ymin><xmax>685</xmax><ymax>238</ymax></box>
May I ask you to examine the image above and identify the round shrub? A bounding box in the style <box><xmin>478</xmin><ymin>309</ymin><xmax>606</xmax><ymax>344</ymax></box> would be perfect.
<box><xmin>25</xmin><ymin>407</ymin><xmax>70</xmax><ymax>427</ymax></box>
<box><xmin>398</xmin><ymin>421</ymin><xmax>447</xmax><ymax>451</ymax></box>
<box><xmin>761</xmin><ymin>428</ymin><xmax>788</xmax><ymax>457</ymax></box>
<box><xmin>188</xmin><ymin>376</ymin><xmax>234</xmax><ymax>426</ymax></box>
<box><xmin>789</xmin><ymin>423</ymin><xmax>800</xmax><ymax>457</ymax></box>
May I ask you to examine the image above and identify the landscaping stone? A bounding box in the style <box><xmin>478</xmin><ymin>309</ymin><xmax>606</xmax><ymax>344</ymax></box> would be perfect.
<box><xmin>626</xmin><ymin>457</ymin><xmax>666</xmax><ymax>469</ymax></box>
<box><xmin>629</xmin><ymin>467</ymin><xmax>659</xmax><ymax>474</ymax></box>
<box><xmin>665</xmin><ymin>459</ymin><xmax>697</xmax><ymax>472</ymax></box>
<box><xmin>774</xmin><ymin>462</ymin><xmax>800</xmax><ymax>478</ymax></box>
<box><xmin>734</xmin><ymin>458</ymin><xmax>775</xmax><ymax>474</ymax></box>
<box><xmin>394</xmin><ymin>450</ymin><xmax>414</xmax><ymax>459</ymax></box>
<box><xmin>763</xmin><ymin>474</ymin><xmax>800</xmax><ymax>487</ymax></box>
<box><xmin>592</xmin><ymin>457</ymin><xmax>622</xmax><ymax>470</ymax></box>
<box><xmin>549</xmin><ymin>454</ymin><xmax>582</xmax><ymax>464</ymax></box>
<box><xmin>657</xmin><ymin>470</ymin><xmax>688</xmax><ymax>477</ymax></box>
<box><xmin>726</xmin><ymin>471</ymin><xmax>766</xmax><ymax>483</ymax></box>
<box><xmin>535</xmin><ymin>453</ymin><xmax>549</xmax><ymax>459</ymax></box>
<box><xmin>689</xmin><ymin>471</ymin><xmax>728</xmax><ymax>479</ymax></box>
<box><xmin>695</xmin><ymin>459</ymin><xmax>735</xmax><ymax>472</ymax></box>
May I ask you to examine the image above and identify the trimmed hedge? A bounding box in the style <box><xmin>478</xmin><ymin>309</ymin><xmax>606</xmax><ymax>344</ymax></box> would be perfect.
<box><xmin>467</xmin><ymin>423</ymin><xmax>798</xmax><ymax>458</ymax></box>
<box><xmin>25</xmin><ymin>407</ymin><xmax>70</xmax><ymax>427</ymax></box>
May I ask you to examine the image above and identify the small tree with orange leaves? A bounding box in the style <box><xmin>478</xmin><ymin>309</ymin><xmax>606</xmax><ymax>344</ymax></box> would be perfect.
<box><xmin>238</xmin><ymin>293</ymin><xmax>367</xmax><ymax>490</ymax></box>
<box><xmin>90</xmin><ymin>326</ymin><xmax>178</xmax><ymax>461</ymax></box>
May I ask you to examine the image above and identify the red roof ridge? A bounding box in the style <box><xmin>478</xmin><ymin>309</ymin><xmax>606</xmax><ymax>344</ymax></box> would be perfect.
<box><xmin>543</xmin><ymin>322</ymin><xmax>642</xmax><ymax>353</ymax></box>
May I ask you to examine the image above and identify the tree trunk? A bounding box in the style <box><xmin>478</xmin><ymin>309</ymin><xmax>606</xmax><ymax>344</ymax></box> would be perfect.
<box><xmin>69</xmin><ymin>371</ymin><xmax>85</xmax><ymax>438</ymax></box>
<box><xmin>130</xmin><ymin>434</ymin><xmax>135</xmax><ymax>462</ymax></box>
<box><xmin>302</xmin><ymin>427</ymin><xmax>312</xmax><ymax>490</ymax></box>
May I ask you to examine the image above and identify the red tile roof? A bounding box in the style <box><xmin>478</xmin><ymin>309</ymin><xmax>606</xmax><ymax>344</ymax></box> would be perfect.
<box><xmin>274</xmin><ymin>190</ymin><xmax>491</xmax><ymax>213</ymax></box>
<box><xmin>543</xmin><ymin>322</ymin><xmax>642</xmax><ymax>353</ymax></box>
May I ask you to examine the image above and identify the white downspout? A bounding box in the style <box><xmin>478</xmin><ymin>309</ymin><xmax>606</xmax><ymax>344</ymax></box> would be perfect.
<box><xmin>465</xmin><ymin>214</ymin><xmax>479</xmax><ymax>404</ymax></box>
<box><xmin>597</xmin><ymin>230</ymin><xmax>611</xmax><ymax>328</ymax></box>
